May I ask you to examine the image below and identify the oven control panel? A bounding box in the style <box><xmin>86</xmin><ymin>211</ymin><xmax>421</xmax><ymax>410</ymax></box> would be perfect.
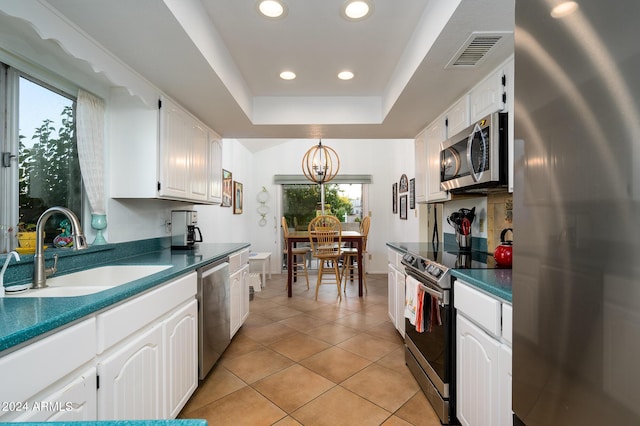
<box><xmin>401</xmin><ymin>252</ymin><xmax>451</xmax><ymax>288</ymax></box>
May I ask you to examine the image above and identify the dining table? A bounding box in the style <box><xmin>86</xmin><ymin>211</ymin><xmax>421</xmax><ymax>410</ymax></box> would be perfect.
<box><xmin>286</xmin><ymin>230</ymin><xmax>365</xmax><ymax>297</ymax></box>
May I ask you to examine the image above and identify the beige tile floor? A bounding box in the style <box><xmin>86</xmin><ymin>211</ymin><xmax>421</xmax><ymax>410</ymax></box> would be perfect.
<box><xmin>179</xmin><ymin>273</ymin><xmax>442</xmax><ymax>426</ymax></box>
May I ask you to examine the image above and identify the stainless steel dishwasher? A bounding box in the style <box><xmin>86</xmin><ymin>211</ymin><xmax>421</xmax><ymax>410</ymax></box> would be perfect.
<box><xmin>197</xmin><ymin>258</ymin><xmax>230</xmax><ymax>381</ymax></box>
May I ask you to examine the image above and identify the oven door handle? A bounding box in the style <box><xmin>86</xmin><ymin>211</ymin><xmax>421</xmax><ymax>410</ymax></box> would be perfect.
<box><xmin>418</xmin><ymin>282</ymin><xmax>445</xmax><ymax>303</ymax></box>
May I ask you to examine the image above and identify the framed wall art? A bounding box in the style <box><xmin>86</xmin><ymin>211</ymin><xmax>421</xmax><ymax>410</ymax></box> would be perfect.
<box><xmin>400</xmin><ymin>195</ymin><xmax>408</xmax><ymax>220</ymax></box>
<box><xmin>409</xmin><ymin>178</ymin><xmax>415</xmax><ymax>209</ymax></box>
<box><xmin>392</xmin><ymin>182</ymin><xmax>398</xmax><ymax>214</ymax></box>
<box><xmin>222</xmin><ymin>169</ymin><xmax>233</xmax><ymax>207</ymax></box>
<box><xmin>233</xmin><ymin>181</ymin><xmax>243</xmax><ymax>214</ymax></box>
<box><xmin>399</xmin><ymin>174</ymin><xmax>409</xmax><ymax>193</ymax></box>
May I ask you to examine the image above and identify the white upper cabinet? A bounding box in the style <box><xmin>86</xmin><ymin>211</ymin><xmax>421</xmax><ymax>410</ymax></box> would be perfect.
<box><xmin>159</xmin><ymin>97</ymin><xmax>214</xmax><ymax>203</ymax></box>
<box><xmin>415</xmin><ymin>114</ymin><xmax>450</xmax><ymax>204</ymax></box>
<box><xmin>426</xmin><ymin>116</ymin><xmax>450</xmax><ymax>202</ymax></box>
<box><xmin>109</xmin><ymin>92</ymin><xmax>222</xmax><ymax>204</ymax></box>
<box><xmin>469</xmin><ymin>68</ymin><xmax>507</xmax><ymax>123</ymax></box>
<box><xmin>207</xmin><ymin>135</ymin><xmax>223</xmax><ymax>204</ymax></box>
<box><xmin>414</xmin><ymin>130</ymin><xmax>427</xmax><ymax>204</ymax></box>
<box><xmin>445</xmin><ymin>95</ymin><xmax>470</xmax><ymax>138</ymax></box>
<box><xmin>158</xmin><ymin>98</ymin><xmax>192</xmax><ymax>200</ymax></box>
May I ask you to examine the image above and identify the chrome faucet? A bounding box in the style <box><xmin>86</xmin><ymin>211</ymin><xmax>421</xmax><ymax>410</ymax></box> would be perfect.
<box><xmin>32</xmin><ymin>207</ymin><xmax>88</xmax><ymax>289</ymax></box>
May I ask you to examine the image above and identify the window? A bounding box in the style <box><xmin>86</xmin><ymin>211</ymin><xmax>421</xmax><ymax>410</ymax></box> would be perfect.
<box><xmin>0</xmin><ymin>62</ymin><xmax>82</xmax><ymax>251</ymax></box>
<box><xmin>282</xmin><ymin>183</ymin><xmax>363</xmax><ymax>231</ymax></box>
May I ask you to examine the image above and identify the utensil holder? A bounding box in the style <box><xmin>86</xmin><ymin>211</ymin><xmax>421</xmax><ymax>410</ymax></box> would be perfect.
<box><xmin>456</xmin><ymin>232</ymin><xmax>472</xmax><ymax>250</ymax></box>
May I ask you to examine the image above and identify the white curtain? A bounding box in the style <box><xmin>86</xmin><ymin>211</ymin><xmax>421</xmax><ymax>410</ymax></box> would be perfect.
<box><xmin>76</xmin><ymin>89</ymin><xmax>105</xmax><ymax>214</ymax></box>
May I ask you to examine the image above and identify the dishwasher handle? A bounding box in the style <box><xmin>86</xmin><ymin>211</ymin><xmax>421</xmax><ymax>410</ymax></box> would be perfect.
<box><xmin>199</xmin><ymin>260</ymin><xmax>229</xmax><ymax>279</ymax></box>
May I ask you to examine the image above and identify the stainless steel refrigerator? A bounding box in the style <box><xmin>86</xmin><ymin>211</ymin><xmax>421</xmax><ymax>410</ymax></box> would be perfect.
<box><xmin>513</xmin><ymin>0</ymin><xmax>640</xmax><ymax>424</ymax></box>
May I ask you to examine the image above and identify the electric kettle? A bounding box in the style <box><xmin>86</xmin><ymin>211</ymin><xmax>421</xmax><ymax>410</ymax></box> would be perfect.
<box><xmin>494</xmin><ymin>228</ymin><xmax>513</xmax><ymax>267</ymax></box>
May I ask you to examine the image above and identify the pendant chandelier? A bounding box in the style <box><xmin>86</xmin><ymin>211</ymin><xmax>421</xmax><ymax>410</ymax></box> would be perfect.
<box><xmin>302</xmin><ymin>140</ymin><xmax>340</xmax><ymax>215</ymax></box>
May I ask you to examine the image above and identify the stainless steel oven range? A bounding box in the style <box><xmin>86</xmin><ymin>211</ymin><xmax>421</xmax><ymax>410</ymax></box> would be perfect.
<box><xmin>402</xmin><ymin>251</ymin><xmax>456</xmax><ymax>425</ymax></box>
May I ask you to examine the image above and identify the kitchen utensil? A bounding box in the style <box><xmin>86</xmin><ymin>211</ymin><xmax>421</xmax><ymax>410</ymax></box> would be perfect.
<box><xmin>460</xmin><ymin>218</ymin><xmax>471</xmax><ymax>236</ymax></box>
<box><xmin>494</xmin><ymin>228</ymin><xmax>513</xmax><ymax>267</ymax></box>
<box><xmin>459</xmin><ymin>207</ymin><xmax>476</xmax><ymax>224</ymax></box>
<box><xmin>447</xmin><ymin>212</ymin><xmax>462</xmax><ymax>232</ymax></box>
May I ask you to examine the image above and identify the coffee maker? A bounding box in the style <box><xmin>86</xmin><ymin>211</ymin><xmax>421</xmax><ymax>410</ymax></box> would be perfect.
<box><xmin>171</xmin><ymin>210</ymin><xmax>203</xmax><ymax>249</ymax></box>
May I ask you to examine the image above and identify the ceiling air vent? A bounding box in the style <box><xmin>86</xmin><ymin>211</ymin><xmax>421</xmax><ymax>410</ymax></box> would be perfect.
<box><xmin>447</xmin><ymin>32</ymin><xmax>507</xmax><ymax>68</ymax></box>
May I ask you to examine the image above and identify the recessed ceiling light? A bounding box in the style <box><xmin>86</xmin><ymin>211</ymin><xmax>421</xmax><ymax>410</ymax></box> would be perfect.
<box><xmin>342</xmin><ymin>0</ymin><xmax>373</xmax><ymax>21</ymax></box>
<box><xmin>280</xmin><ymin>71</ymin><xmax>296</xmax><ymax>80</ymax></box>
<box><xmin>257</xmin><ymin>0</ymin><xmax>287</xmax><ymax>19</ymax></box>
<box><xmin>338</xmin><ymin>71</ymin><xmax>354</xmax><ymax>80</ymax></box>
<box><xmin>550</xmin><ymin>1</ymin><xmax>578</xmax><ymax>18</ymax></box>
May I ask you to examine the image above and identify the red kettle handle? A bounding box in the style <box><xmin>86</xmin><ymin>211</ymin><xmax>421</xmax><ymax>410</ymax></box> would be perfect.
<box><xmin>500</xmin><ymin>228</ymin><xmax>513</xmax><ymax>244</ymax></box>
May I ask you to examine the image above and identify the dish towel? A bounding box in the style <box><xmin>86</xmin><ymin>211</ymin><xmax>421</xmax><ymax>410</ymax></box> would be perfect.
<box><xmin>415</xmin><ymin>288</ymin><xmax>426</xmax><ymax>333</ymax></box>
<box><xmin>404</xmin><ymin>275</ymin><xmax>419</xmax><ymax>325</ymax></box>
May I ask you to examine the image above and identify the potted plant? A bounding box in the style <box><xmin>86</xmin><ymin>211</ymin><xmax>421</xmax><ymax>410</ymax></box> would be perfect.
<box><xmin>16</xmin><ymin>222</ymin><xmax>38</xmax><ymax>249</ymax></box>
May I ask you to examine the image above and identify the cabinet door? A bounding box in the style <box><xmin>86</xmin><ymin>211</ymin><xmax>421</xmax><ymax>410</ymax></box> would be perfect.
<box><xmin>469</xmin><ymin>68</ymin><xmax>506</xmax><ymax>122</ymax></box>
<box><xmin>414</xmin><ymin>130</ymin><xmax>427</xmax><ymax>204</ymax></box>
<box><xmin>230</xmin><ymin>267</ymin><xmax>243</xmax><ymax>338</ymax></box>
<box><xmin>207</xmin><ymin>136</ymin><xmax>223</xmax><ymax>204</ymax></box>
<box><xmin>388</xmin><ymin>264</ymin><xmax>397</xmax><ymax>323</ymax></box>
<box><xmin>395</xmin><ymin>268</ymin><xmax>406</xmax><ymax>338</ymax></box>
<box><xmin>98</xmin><ymin>325</ymin><xmax>163</xmax><ymax>420</ymax></box>
<box><xmin>499</xmin><ymin>344</ymin><xmax>513</xmax><ymax>426</ymax></box>
<box><xmin>164</xmin><ymin>299</ymin><xmax>198</xmax><ymax>419</ymax></box>
<box><xmin>158</xmin><ymin>98</ymin><xmax>190</xmax><ymax>199</ymax></box>
<box><xmin>12</xmin><ymin>368</ymin><xmax>97</xmax><ymax>422</ymax></box>
<box><xmin>445</xmin><ymin>95</ymin><xmax>470</xmax><ymax>137</ymax></box>
<box><xmin>241</xmin><ymin>264</ymin><xmax>250</xmax><ymax>324</ymax></box>
<box><xmin>456</xmin><ymin>314</ymin><xmax>501</xmax><ymax>426</ymax></box>
<box><xmin>426</xmin><ymin>119</ymin><xmax>450</xmax><ymax>202</ymax></box>
<box><xmin>189</xmin><ymin>122</ymin><xmax>209</xmax><ymax>202</ymax></box>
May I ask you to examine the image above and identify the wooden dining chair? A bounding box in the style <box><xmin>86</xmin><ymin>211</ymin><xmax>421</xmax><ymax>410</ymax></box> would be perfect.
<box><xmin>282</xmin><ymin>217</ymin><xmax>309</xmax><ymax>290</ymax></box>
<box><xmin>308</xmin><ymin>215</ymin><xmax>343</xmax><ymax>301</ymax></box>
<box><xmin>341</xmin><ymin>215</ymin><xmax>370</xmax><ymax>293</ymax></box>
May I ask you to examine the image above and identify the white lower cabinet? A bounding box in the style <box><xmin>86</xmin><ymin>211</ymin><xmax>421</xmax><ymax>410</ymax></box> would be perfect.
<box><xmin>96</xmin><ymin>298</ymin><xmax>198</xmax><ymax>420</ymax></box>
<box><xmin>164</xmin><ymin>299</ymin><xmax>198</xmax><ymax>418</ymax></box>
<box><xmin>498</xmin><ymin>343</ymin><xmax>513</xmax><ymax>426</ymax></box>
<box><xmin>97</xmin><ymin>325</ymin><xmax>164</xmax><ymax>420</ymax></box>
<box><xmin>97</xmin><ymin>272</ymin><xmax>197</xmax><ymax>420</ymax></box>
<box><xmin>0</xmin><ymin>318</ymin><xmax>96</xmax><ymax>422</ymax></box>
<box><xmin>456</xmin><ymin>314</ymin><xmax>501</xmax><ymax>426</ymax></box>
<box><xmin>387</xmin><ymin>247</ymin><xmax>406</xmax><ymax>338</ymax></box>
<box><xmin>455</xmin><ymin>279</ymin><xmax>512</xmax><ymax>426</ymax></box>
<box><xmin>0</xmin><ymin>272</ymin><xmax>198</xmax><ymax>422</ymax></box>
<box><xmin>12</xmin><ymin>367</ymin><xmax>97</xmax><ymax>422</ymax></box>
<box><xmin>230</xmin><ymin>263</ymin><xmax>250</xmax><ymax>338</ymax></box>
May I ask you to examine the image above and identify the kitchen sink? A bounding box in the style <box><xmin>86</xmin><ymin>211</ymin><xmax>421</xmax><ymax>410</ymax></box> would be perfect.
<box><xmin>5</xmin><ymin>264</ymin><xmax>172</xmax><ymax>298</ymax></box>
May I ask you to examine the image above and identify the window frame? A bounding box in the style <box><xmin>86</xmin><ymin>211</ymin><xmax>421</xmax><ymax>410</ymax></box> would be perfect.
<box><xmin>0</xmin><ymin>57</ymin><xmax>84</xmax><ymax>251</ymax></box>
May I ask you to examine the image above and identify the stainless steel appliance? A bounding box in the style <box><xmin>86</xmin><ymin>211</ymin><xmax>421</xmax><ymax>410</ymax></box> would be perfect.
<box><xmin>171</xmin><ymin>210</ymin><xmax>203</xmax><ymax>250</ymax></box>
<box><xmin>513</xmin><ymin>1</ymin><xmax>640</xmax><ymax>424</ymax></box>
<box><xmin>401</xmin><ymin>248</ymin><xmax>495</xmax><ymax>425</ymax></box>
<box><xmin>440</xmin><ymin>112</ymin><xmax>508</xmax><ymax>193</ymax></box>
<box><xmin>197</xmin><ymin>258</ymin><xmax>230</xmax><ymax>381</ymax></box>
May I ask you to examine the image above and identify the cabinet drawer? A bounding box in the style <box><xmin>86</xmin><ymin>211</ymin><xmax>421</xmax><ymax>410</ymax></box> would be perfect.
<box><xmin>96</xmin><ymin>272</ymin><xmax>196</xmax><ymax>353</ymax></box>
<box><xmin>229</xmin><ymin>248</ymin><xmax>250</xmax><ymax>273</ymax></box>
<box><xmin>387</xmin><ymin>248</ymin><xmax>404</xmax><ymax>269</ymax></box>
<box><xmin>502</xmin><ymin>303</ymin><xmax>513</xmax><ymax>345</ymax></box>
<box><xmin>0</xmin><ymin>318</ymin><xmax>96</xmax><ymax>405</ymax></box>
<box><xmin>454</xmin><ymin>280</ymin><xmax>501</xmax><ymax>337</ymax></box>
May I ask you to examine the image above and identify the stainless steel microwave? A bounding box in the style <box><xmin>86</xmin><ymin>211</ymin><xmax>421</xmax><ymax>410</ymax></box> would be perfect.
<box><xmin>440</xmin><ymin>112</ymin><xmax>508</xmax><ymax>192</ymax></box>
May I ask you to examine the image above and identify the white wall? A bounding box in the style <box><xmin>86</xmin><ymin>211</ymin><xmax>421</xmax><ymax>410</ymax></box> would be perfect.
<box><xmin>215</xmin><ymin>138</ymin><xmax>419</xmax><ymax>275</ymax></box>
<box><xmin>195</xmin><ymin>140</ymin><xmax>254</xmax><ymax>244</ymax></box>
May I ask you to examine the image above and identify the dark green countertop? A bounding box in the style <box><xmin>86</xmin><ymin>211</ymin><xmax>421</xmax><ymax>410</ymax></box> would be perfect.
<box><xmin>0</xmin><ymin>242</ymin><xmax>249</xmax><ymax>354</ymax></box>
<box><xmin>386</xmin><ymin>242</ymin><xmax>512</xmax><ymax>303</ymax></box>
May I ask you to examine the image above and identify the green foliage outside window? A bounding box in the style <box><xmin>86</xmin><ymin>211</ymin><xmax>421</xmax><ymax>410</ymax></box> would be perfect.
<box><xmin>283</xmin><ymin>184</ymin><xmax>354</xmax><ymax>230</ymax></box>
<box><xmin>19</xmin><ymin>105</ymin><xmax>82</xmax><ymax>238</ymax></box>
